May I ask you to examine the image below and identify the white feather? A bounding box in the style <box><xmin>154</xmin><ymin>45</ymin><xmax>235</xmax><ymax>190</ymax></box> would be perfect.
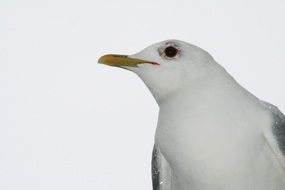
<box><xmin>126</xmin><ymin>40</ymin><xmax>285</xmax><ymax>190</ymax></box>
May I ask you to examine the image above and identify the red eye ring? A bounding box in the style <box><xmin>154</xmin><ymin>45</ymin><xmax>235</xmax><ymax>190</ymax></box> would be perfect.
<box><xmin>164</xmin><ymin>46</ymin><xmax>178</xmax><ymax>58</ymax></box>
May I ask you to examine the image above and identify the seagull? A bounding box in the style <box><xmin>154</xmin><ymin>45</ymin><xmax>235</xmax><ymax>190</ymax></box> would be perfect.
<box><xmin>98</xmin><ymin>40</ymin><xmax>285</xmax><ymax>190</ymax></box>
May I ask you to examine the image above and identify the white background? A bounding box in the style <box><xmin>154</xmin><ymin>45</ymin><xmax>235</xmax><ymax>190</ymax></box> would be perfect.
<box><xmin>0</xmin><ymin>0</ymin><xmax>285</xmax><ymax>189</ymax></box>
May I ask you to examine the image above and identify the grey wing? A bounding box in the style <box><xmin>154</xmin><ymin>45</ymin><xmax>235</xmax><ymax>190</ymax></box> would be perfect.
<box><xmin>262</xmin><ymin>101</ymin><xmax>285</xmax><ymax>156</ymax></box>
<box><xmin>152</xmin><ymin>145</ymin><xmax>173</xmax><ymax>190</ymax></box>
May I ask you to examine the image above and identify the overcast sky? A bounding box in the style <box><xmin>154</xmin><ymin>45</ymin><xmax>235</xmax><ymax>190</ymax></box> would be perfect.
<box><xmin>0</xmin><ymin>0</ymin><xmax>285</xmax><ymax>190</ymax></box>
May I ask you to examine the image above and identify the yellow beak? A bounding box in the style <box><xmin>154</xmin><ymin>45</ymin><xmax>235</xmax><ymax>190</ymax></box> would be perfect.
<box><xmin>98</xmin><ymin>54</ymin><xmax>159</xmax><ymax>67</ymax></box>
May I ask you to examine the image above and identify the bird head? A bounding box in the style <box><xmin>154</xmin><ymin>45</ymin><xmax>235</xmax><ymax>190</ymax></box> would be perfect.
<box><xmin>98</xmin><ymin>40</ymin><xmax>223</xmax><ymax>104</ymax></box>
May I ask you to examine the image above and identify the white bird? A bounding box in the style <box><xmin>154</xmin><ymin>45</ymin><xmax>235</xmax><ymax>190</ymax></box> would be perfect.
<box><xmin>98</xmin><ymin>40</ymin><xmax>285</xmax><ymax>190</ymax></box>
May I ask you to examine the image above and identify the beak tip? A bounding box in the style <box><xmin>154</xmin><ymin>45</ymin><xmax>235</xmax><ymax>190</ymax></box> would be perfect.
<box><xmin>98</xmin><ymin>55</ymin><xmax>107</xmax><ymax>64</ymax></box>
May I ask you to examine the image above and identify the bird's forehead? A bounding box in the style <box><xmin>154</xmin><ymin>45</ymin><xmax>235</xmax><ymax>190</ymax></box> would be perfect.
<box><xmin>157</xmin><ymin>39</ymin><xmax>189</xmax><ymax>48</ymax></box>
<box><xmin>164</xmin><ymin>40</ymin><xmax>180</xmax><ymax>47</ymax></box>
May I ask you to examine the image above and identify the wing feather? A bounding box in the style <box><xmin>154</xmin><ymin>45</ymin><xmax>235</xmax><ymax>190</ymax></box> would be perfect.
<box><xmin>152</xmin><ymin>145</ymin><xmax>173</xmax><ymax>190</ymax></box>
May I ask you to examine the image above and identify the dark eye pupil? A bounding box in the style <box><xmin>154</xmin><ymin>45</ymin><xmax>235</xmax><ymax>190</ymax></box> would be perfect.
<box><xmin>164</xmin><ymin>46</ymin><xmax>178</xmax><ymax>58</ymax></box>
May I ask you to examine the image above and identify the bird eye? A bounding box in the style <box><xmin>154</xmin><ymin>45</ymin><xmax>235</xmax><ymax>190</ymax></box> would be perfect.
<box><xmin>164</xmin><ymin>46</ymin><xmax>178</xmax><ymax>58</ymax></box>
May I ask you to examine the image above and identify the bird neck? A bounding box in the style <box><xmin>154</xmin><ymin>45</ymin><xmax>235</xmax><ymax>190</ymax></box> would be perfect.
<box><xmin>155</xmin><ymin>69</ymin><xmax>238</xmax><ymax>106</ymax></box>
